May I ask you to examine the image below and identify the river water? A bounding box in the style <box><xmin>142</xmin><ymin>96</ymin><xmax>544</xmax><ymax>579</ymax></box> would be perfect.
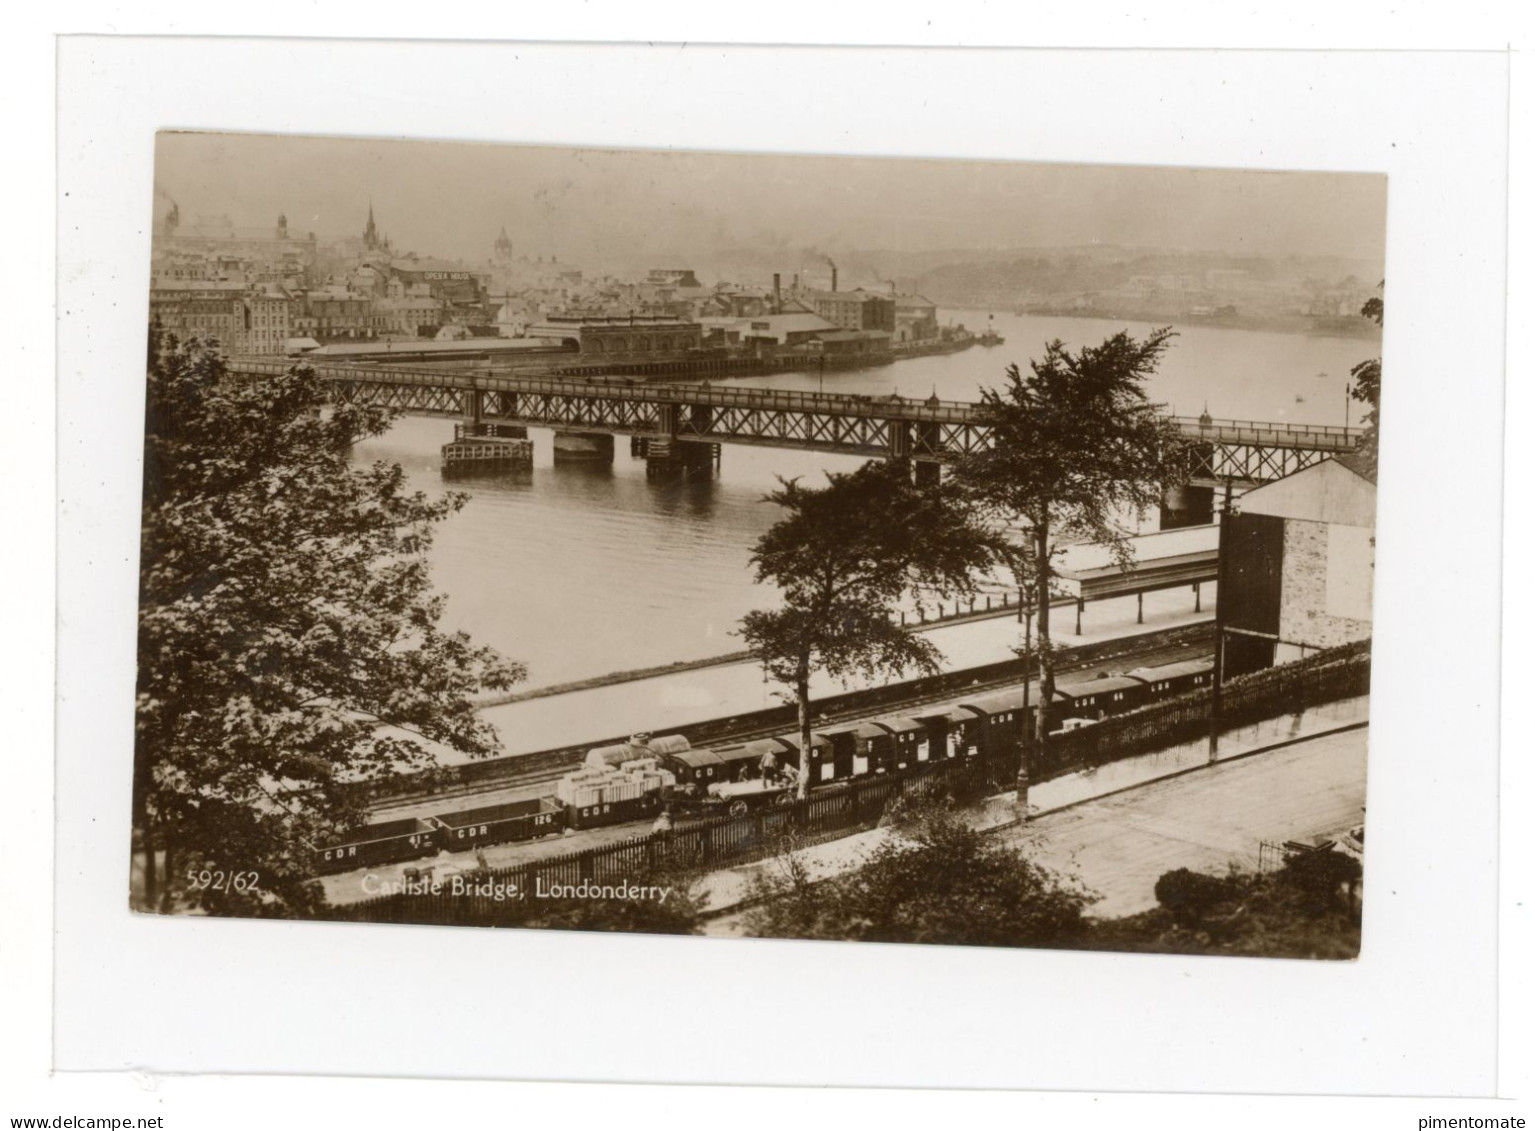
<box><xmin>350</xmin><ymin>309</ymin><xmax>1377</xmax><ymax>691</ymax></box>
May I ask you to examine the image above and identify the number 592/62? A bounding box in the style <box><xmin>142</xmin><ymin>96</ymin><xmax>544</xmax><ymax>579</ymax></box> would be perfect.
<box><xmin>186</xmin><ymin>869</ymin><xmax>260</xmax><ymax>893</ymax></box>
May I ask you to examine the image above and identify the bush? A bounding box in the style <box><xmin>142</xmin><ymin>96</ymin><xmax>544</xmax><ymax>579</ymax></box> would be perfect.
<box><xmin>745</xmin><ymin>798</ymin><xmax>1098</xmax><ymax>949</ymax></box>
<box><xmin>1279</xmin><ymin>847</ymin><xmax>1363</xmax><ymax>916</ymax></box>
<box><xmin>1092</xmin><ymin>858</ymin><xmax>1362</xmax><ymax>960</ymax></box>
<box><xmin>1154</xmin><ymin>867</ymin><xmax>1237</xmax><ymax>924</ymax></box>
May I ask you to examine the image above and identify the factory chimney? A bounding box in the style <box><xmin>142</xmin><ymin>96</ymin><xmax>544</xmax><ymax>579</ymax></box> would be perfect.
<box><xmin>772</xmin><ymin>272</ymin><xmax>782</xmax><ymax>314</ymax></box>
<box><xmin>828</xmin><ymin>258</ymin><xmax>838</xmax><ymax>292</ymax></box>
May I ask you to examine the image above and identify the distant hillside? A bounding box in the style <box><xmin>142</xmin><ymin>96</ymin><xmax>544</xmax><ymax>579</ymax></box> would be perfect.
<box><xmin>588</xmin><ymin>244</ymin><xmax>1382</xmax><ymax>311</ymax></box>
<box><xmin>902</xmin><ymin>248</ymin><xmax>1381</xmax><ymax>310</ymax></box>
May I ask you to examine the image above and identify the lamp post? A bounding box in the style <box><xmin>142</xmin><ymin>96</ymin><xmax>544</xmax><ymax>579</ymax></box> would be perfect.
<box><xmin>1208</xmin><ymin>475</ymin><xmax>1235</xmax><ymax>762</ymax></box>
<box><xmin>1016</xmin><ymin>531</ymin><xmax>1038</xmax><ymax>819</ymax></box>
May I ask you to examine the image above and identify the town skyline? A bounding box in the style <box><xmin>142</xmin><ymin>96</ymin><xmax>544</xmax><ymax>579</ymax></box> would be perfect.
<box><xmin>154</xmin><ymin>131</ymin><xmax>1388</xmax><ymax>273</ymax></box>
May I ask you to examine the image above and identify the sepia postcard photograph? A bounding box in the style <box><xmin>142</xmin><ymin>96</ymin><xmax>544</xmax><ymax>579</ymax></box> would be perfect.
<box><xmin>131</xmin><ymin>131</ymin><xmax>1385</xmax><ymax>959</ymax></box>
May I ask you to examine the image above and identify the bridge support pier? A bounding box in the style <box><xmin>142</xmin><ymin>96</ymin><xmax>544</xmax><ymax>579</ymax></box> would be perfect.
<box><xmin>552</xmin><ymin>431</ymin><xmax>615</xmax><ymax>463</ymax></box>
<box><xmin>442</xmin><ymin>422</ymin><xmax>533</xmax><ymax>474</ymax></box>
<box><xmin>644</xmin><ymin>438</ymin><xmax>719</xmax><ymax>477</ymax></box>
<box><xmin>1160</xmin><ymin>483</ymin><xmax>1215</xmax><ymax>529</ymax></box>
<box><xmin>461</xmin><ymin>421</ymin><xmax>527</xmax><ymax>440</ymax></box>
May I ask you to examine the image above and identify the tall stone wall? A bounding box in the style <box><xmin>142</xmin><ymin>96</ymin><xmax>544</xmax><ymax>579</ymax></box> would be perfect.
<box><xmin>1278</xmin><ymin>518</ymin><xmax>1373</xmax><ymax>651</ymax></box>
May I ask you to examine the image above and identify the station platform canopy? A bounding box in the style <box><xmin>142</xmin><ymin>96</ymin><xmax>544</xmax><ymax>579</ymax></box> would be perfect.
<box><xmin>299</xmin><ymin>337</ymin><xmax>562</xmax><ymax>360</ymax></box>
<box><xmin>1052</xmin><ymin>523</ymin><xmax>1219</xmax><ymax>602</ymax></box>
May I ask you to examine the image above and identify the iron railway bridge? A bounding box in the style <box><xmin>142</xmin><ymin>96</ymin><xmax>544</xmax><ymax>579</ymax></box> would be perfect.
<box><xmin>227</xmin><ymin>358</ymin><xmax>1362</xmax><ymax>486</ymax></box>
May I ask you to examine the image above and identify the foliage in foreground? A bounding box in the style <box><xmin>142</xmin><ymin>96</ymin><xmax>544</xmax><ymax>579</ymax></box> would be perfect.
<box><xmin>1092</xmin><ymin>852</ymin><xmax>1363</xmax><ymax>960</ymax></box>
<box><xmin>741</xmin><ymin>795</ymin><xmax>1098</xmax><ymax>948</ymax></box>
<box><xmin>430</xmin><ymin>804</ymin><xmax>1363</xmax><ymax>958</ymax></box>
<box><xmin>1348</xmin><ymin>285</ymin><xmax>1385</xmax><ymax>479</ymax></box>
<box><xmin>738</xmin><ymin>460</ymin><xmax>1001</xmax><ymax>797</ymax></box>
<box><xmin>135</xmin><ymin>332</ymin><xmax>523</xmax><ymax>916</ymax></box>
<box><xmin>738</xmin><ymin>796</ymin><xmax>1361</xmax><ymax>960</ymax></box>
<box><xmin>955</xmin><ymin>328</ymin><xmax>1188</xmax><ymax>739</ymax></box>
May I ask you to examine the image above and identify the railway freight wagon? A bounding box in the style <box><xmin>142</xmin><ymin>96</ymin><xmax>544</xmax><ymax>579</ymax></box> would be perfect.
<box><xmin>1051</xmin><ymin>674</ymin><xmax>1150</xmax><ymax>724</ymax></box>
<box><xmin>316</xmin><ymin>817</ymin><xmax>438</xmax><ymax>875</ymax></box>
<box><xmin>776</xmin><ymin>732</ymin><xmax>834</xmax><ymax>783</ymax></box>
<box><xmin>662</xmin><ymin>738</ymin><xmax>787</xmax><ymax>789</ymax></box>
<box><xmin>558</xmin><ymin>756</ymin><xmax>672</xmax><ymax>829</ymax></box>
<box><xmin>661</xmin><ymin>746</ymin><xmax>726</xmax><ymax>789</ymax></box>
<box><xmin>1126</xmin><ymin>658</ymin><xmax>1214</xmax><ymax>697</ymax></box>
<box><xmin>566</xmin><ymin>791</ymin><xmax>663</xmax><ymax>830</ymax></box>
<box><xmin>313</xmin><ymin>654</ymin><xmax>1218</xmax><ymax>878</ymax></box>
<box><xmin>820</xmin><ymin>721</ymin><xmax>893</xmax><ymax>779</ymax></box>
<box><xmin>871</xmin><ymin>716</ymin><xmax>925</xmax><ymax>771</ymax></box>
<box><xmin>959</xmin><ymin>686</ymin><xmax>1034</xmax><ymax>756</ymax></box>
<box><xmin>913</xmin><ymin>705</ymin><xmax>985</xmax><ymax>761</ymax></box>
<box><xmin>435</xmin><ymin>797</ymin><xmax>564</xmax><ymax>849</ymax></box>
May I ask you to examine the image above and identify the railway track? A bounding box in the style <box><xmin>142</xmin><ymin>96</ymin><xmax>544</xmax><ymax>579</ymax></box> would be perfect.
<box><xmin>367</xmin><ymin>626</ymin><xmax>1214</xmax><ymax>822</ymax></box>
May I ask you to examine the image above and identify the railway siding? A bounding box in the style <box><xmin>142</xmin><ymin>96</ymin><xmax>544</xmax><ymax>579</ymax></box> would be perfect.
<box><xmin>359</xmin><ymin>620</ymin><xmax>1215</xmax><ymax>814</ymax></box>
<box><xmin>319</xmin><ymin>642</ymin><xmax>1366</xmax><ymax>911</ymax></box>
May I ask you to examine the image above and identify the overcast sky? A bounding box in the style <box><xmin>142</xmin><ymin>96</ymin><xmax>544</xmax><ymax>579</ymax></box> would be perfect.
<box><xmin>154</xmin><ymin>131</ymin><xmax>1387</xmax><ymax>271</ymax></box>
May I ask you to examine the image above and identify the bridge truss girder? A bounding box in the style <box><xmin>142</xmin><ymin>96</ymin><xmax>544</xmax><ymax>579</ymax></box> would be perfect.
<box><xmin>332</xmin><ymin>378</ymin><xmax>469</xmax><ymax>418</ymax></box>
<box><xmin>480</xmin><ymin>389</ymin><xmax>664</xmax><ymax>434</ymax></box>
<box><xmin>315</xmin><ymin>370</ymin><xmax>1355</xmax><ymax>484</ymax></box>
<box><xmin>907</xmin><ymin>421</ymin><xmax>991</xmax><ymax>460</ymax></box>
<box><xmin>676</xmin><ymin>404</ymin><xmax>897</xmax><ymax>456</ymax></box>
<box><xmin>1187</xmin><ymin>440</ymin><xmax>1335</xmax><ymax>486</ymax></box>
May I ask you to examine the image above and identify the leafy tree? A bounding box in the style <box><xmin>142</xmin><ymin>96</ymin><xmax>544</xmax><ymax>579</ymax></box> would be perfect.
<box><xmin>1349</xmin><ymin>284</ymin><xmax>1384</xmax><ymax>477</ymax></box>
<box><xmin>742</xmin><ymin>795</ymin><xmax>1097</xmax><ymax>947</ymax></box>
<box><xmin>135</xmin><ymin>332</ymin><xmax>523</xmax><ymax>916</ymax></box>
<box><xmin>738</xmin><ymin>461</ymin><xmax>1001</xmax><ymax>798</ymax></box>
<box><xmin>955</xmin><ymin>329</ymin><xmax>1188</xmax><ymax>745</ymax></box>
<box><xmin>1003</xmin><ymin>557</ymin><xmax>1070</xmax><ymax>765</ymax></box>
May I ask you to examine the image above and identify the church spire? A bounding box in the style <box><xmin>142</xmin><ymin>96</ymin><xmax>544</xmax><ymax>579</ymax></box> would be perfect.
<box><xmin>363</xmin><ymin>201</ymin><xmax>380</xmax><ymax>250</ymax></box>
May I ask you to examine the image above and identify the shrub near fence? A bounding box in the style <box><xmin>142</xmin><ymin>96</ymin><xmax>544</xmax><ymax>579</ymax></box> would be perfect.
<box><xmin>327</xmin><ymin>642</ymin><xmax>1368</xmax><ymax>927</ymax></box>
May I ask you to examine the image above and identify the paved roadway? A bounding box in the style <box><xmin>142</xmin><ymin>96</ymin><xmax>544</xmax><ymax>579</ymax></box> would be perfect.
<box><xmin>997</xmin><ymin>726</ymin><xmax>1368</xmax><ymax>918</ymax></box>
<box><xmin>699</xmin><ymin>725</ymin><xmax>1367</xmax><ymax>935</ymax></box>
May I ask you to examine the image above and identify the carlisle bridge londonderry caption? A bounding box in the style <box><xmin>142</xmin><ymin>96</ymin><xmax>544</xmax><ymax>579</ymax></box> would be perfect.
<box><xmin>359</xmin><ymin>873</ymin><xmax>679</xmax><ymax>903</ymax></box>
